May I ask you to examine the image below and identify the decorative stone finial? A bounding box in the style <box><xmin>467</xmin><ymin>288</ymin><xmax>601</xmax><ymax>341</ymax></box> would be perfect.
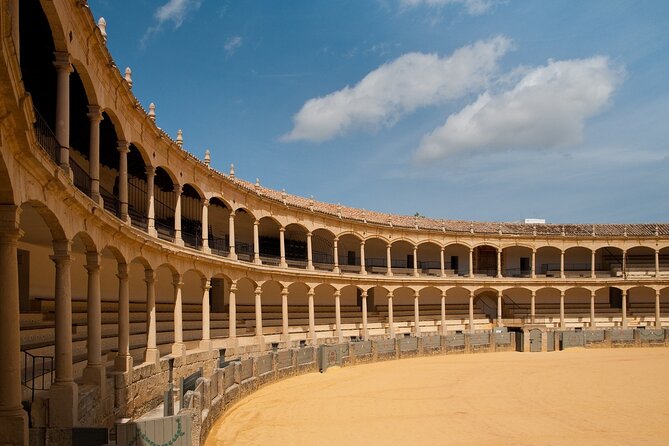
<box><xmin>414</xmin><ymin>216</ymin><xmax>419</xmax><ymax>229</ymax></box>
<box><xmin>309</xmin><ymin>196</ymin><xmax>314</xmax><ymax>212</ymax></box>
<box><xmin>176</xmin><ymin>129</ymin><xmax>183</xmax><ymax>147</ymax></box>
<box><xmin>148</xmin><ymin>102</ymin><xmax>156</xmax><ymax>121</ymax></box>
<box><xmin>470</xmin><ymin>222</ymin><xmax>474</xmax><ymax>234</ymax></box>
<box><xmin>623</xmin><ymin>225</ymin><xmax>628</xmax><ymax>237</ymax></box>
<box><xmin>281</xmin><ymin>189</ymin><xmax>287</xmax><ymax>205</ymax></box>
<box><xmin>441</xmin><ymin>220</ymin><xmax>446</xmax><ymax>232</ymax></box>
<box><xmin>592</xmin><ymin>225</ymin><xmax>596</xmax><ymax>237</ymax></box>
<box><xmin>561</xmin><ymin>225</ymin><xmax>565</xmax><ymax>236</ymax></box>
<box><xmin>533</xmin><ymin>225</ymin><xmax>537</xmax><ymax>236</ymax></box>
<box><xmin>655</xmin><ymin>225</ymin><xmax>660</xmax><ymax>237</ymax></box>
<box><xmin>337</xmin><ymin>203</ymin><xmax>342</xmax><ymax>219</ymax></box>
<box><xmin>255</xmin><ymin>178</ymin><xmax>260</xmax><ymax>191</ymax></box>
<box><xmin>124</xmin><ymin>67</ymin><xmax>132</xmax><ymax>88</ymax></box>
<box><xmin>97</xmin><ymin>17</ymin><xmax>107</xmax><ymax>43</ymax></box>
<box><xmin>229</xmin><ymin>163</ymin><xmax>235</xmax><ymax>179</ymax></box>
<box><xmin>362</xmin><ymin>210</ymin><xmax>367</xmax><ymax>224</ymax></box>
<box><xmin>204</xmin><ymin>149</ymin><xmax>211</xmax><ymax>167</ymax></box>
<box><xmin>387</xmin><ymin>216</ymin><xmax>393</xmax><ymax>228</ymax></box>
<box><xmin>498</xmin><ymin>224</ymin><xmax>502</xmax><ymax>235</ymax></box>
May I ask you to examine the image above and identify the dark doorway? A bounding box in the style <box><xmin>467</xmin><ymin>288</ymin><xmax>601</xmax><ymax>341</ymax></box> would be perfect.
<box><xmin>451</xmin><ymin>256</ymin><xmax>459</xmax><ymax>273</ymax></box>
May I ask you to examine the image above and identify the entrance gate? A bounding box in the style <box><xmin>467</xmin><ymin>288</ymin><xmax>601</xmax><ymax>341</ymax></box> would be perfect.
<box><xmin>530</xmin><ymin>329</ymin><xmax>542</xmax><ymax>352</ymax></box>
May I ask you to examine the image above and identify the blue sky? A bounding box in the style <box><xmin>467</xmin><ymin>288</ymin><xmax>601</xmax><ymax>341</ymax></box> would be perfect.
<box><xmin>88</xmin><ymin>0</ymin><xmax>669</xmax><ymax>223</ymax></box>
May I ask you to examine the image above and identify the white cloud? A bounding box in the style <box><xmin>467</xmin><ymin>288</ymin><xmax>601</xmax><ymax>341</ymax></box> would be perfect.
<box><xmin>400</xmin><ymin>0</ymin><xmax>497</xmax><ymax>15</ymax></box>
<box><xmin>415</xmin><ymin>57</ymin><xmax>624</xmax><ymax>161</ymax></box>
<box><xmin>283</xmin><ymin>36</ymin><xmax>511</xmax><ymax>142</ymax></box>
<box><xmin>224</xmin><ymin>36</ymin><xmax>243</xmax><ymax>56</ymax></box>
<box><xmin>142</xmin><ymin>0</ymin><xmax>202</xmax><ymax>46</ymax></box>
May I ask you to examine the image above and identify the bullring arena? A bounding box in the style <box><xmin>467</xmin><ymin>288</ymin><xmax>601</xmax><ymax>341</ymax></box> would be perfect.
<box><xmin>0</xmin><ymin>2</ymin><xmax>668</xmax><ymax>446</ymax></box>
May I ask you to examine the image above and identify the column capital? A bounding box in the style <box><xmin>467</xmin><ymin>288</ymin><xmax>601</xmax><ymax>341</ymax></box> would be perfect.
<box><xmin>85</xmin><ymin>251</ymin><xmax>101</xmax><ymax>270</ymax></box>
<box><xmin>255</xmin><ymin>286</ymin><xmax>263</xmax><ymax>295</ymax></box>
<box><xmin>387</xmin><ymin>292</ymin><xmax>394</xmax><ymax>299</ymax></box>
<box><xmin>202</xmin><ymin>198</ymin><xmax>210</xmax><ymax>207</ymax></box>
<box><xmin>307</xmin><ymin>289</ymin><xmax>315</xmax><ymax>297</ymax></box>
<box><xmin>307</xmin><ymin>232</ymin><xmax>312</xmax><ymax>237</ymax></box>
<box><xmin>441</xmin><ymin>290</ymin><xmax>447</xmax><ymax>297</ymax></box>
<box><xmin>229</xmin><ymin>281</ymin><xmax>237</xmax><ymax>292</ymax></box>
<box><xmin>360</xmin><ymin>240</ymin><xmax>365</xmax><ymax>247</ymax></box>
<box><xmin>86</xmin><ymin>105</ymin><xmax>103</xmax><ymax>122</ymax></box>
<box><xmin>117</xmin><ymin>262</ymin><xmax>129</xmax><ymax>279</ymax></box>
<box><xmin>414</xmin><ymin>290</ymin><xmax>420</xmax><ymax>297</ymax></box>
<box><xmin>117</xmin><ymin>140</ymin><xmax>130</xmax><ymax>153</ymax></box>
<box><xmin>440</xmin><ymin>246</ymin><xmax>444</xmax><ymax>252</ymax></box>
<box><xmin>172</xmin><ymin>273</ymin><xmax>183</xmax><ymax>287</ymax></box>
<box><xmin>144</xmin><ymin>268</ymin><xmax>155</xmax><ymax>284</ymax></box>
<box><xmin>53</xmin><ymin>51</ymin><xmax>73</xmax><ymax>72</ymax></box>
<box><xmin>201</xmin><ymin>278</ymin><xmax>211</xmax><ymax>290</ymax></box>
<box><xmin>174</xmin><ymin>183</ymin><xmax>183</xmax><ymax>194</ymax></box>
<box><xmin>281</xmin><ymin>288</ymin><xmax>289</xmax><ymax>296</ymax></box>
<box><xmin>334</xmin><ymin>236</ymin><xmax>339</xmax><ymax>242</ymax></box>
<box><xmin>334</xmin><ymin>290</ymin><xmax>341</xmax><ymax>297</ymax></box>
<box><xmin>253</xmin><ymin>219</ymin><xmax>259</xmax><ymax>226</ymax></box>
<box><xmin>279</xmin><ymin>226</ymin><xmax>286</xmax><ymax>233</ymax></box>
<box><xmin>386</xmin><ymin>243</ymin><xmax>392</xmax><ymax>249</ymax></box>
<box><xmin>360</xmin><ymin>290</ymin><xmax>368</xmax><ymax>298</ymax></box>
<box><xmin>52</xmin><ymin>239</ymin><xmax>71</xmax><ymax>258</ymax></box>
<box><xmin>145</xmin><ymin>166</ymin><xmax>156</xmax><ymax>177</ymax></box>
<box><xmin>0</xmin><ymin>205</ymin><xmax>22</xmax><ymax>241</ymax></box>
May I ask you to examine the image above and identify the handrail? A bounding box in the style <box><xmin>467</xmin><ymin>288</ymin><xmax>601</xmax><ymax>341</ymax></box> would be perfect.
<box><xmin>32</xmin><ymin>106</ymin><xmax>60</xmax><ymax>163</ymax></box>
<box><xmin>22</xmin><ymin>350</ymin><xmax>55</xmax><ymax>402</ymax></box>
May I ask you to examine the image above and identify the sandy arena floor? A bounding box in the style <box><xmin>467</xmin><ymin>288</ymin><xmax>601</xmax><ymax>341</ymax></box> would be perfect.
<box><xmin>205</xmin><ymin>348</ymin><xmax>669</xmax><ymax>446</ymax></box>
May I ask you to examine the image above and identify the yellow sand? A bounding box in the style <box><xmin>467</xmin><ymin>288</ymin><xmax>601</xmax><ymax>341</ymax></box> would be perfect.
<box><xmin>205</xmin><ymin>349</ymin><xmax>669</xmax><ymax>446</ymax></box>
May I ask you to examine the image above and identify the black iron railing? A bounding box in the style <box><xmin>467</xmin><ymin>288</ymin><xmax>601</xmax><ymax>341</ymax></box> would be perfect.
<box><xmin>33</xmin><ymin>107</ymin><xmax>59</xmax><ymax>163</ymax></box>
<box><xmin>22</xmin><ymin>350</ymin><xmax>54</xmax><ymax>401</ymax></box>
<box><xmin>69</xmin><ymin>157</ymin><xmax>91</xmax><ymax>196</ymax></box>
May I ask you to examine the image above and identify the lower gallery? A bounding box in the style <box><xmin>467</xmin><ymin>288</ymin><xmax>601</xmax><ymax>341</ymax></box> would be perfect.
<box><xmin>0</xmin><ymin>1</ymin><xmax>668</xmax><ymax>445</ymax></box>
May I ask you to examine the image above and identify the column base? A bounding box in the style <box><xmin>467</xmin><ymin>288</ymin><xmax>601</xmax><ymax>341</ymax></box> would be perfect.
<box><xmin>253</xmin><ymin>257</ymin><xmax>261</xmax><ymax>265</ymax></box>
<box><xmin>307</xmin><ymin>265</ymin><xmax>315</xmax><ymax>271</ymax></box>
<box><xmin>49</xmin><ymin>381</ymin><xmax>78</xmax><ymax>427</ymax></box>
<box><xmin>199</xmin><ymin>339</ymin><xmax>213</xmax><ymax>351</ymax></box>
<box><xmin>175</xmin><ymin>238</ymin><xmax>185</xmax><ymax>247</ymax></box>
<box><xmin>0</xmin><ymin>408</ymin><xmax>28</xmax><ymax>446</ymax></box>
<box><xmin>114</xmin><ymin>354</ymin><xmax>133</xmax><ymax>373</ymax></box>
<box><xmin>148</xmin><ymin>226</ymin><xmax>157</xmax><ymax>238</ymax></box>
<box><xmin>144</xmin><ymin>348</ymin><xmax>160</xmax><ymax>365</ymax></box>
<box><xmin>280</xmin><ymin>261</ymin><xmax>288</xmax><ymax>268</ymax></box>
<box><xmin>333</xmin><ymin>266</ymin><xmax>340</xmax><ymax>274</ymax></box>
<box><xmin>202</xmin><ymin>246</ymin><xmax>211</xmax><ymax>254</ymax></box>
<box><xmin>229</xmin><ymin>252</ymin><xmax>238</xmax><ymax>261</ymax></box>
<box><xmin>171</xmin><ymin>342</ymin><xmax>186</xmax><ymax>357</ymax></box>
<box><xmin>360</xmin><ymin>269</ymin><xmax>367</xmax><ymax>275</ymax></box>
<box><xmin>82</xmin><ymin>364</ymin><xmax>106</xmax><ymax>394</ymax></box>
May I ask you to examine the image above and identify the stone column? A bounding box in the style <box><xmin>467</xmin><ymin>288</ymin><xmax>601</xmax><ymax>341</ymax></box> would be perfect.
<box><xmin>172</xmin><ymin>274</ymin><xmax>186</xmax><ymax>356</ymax></box>
<box><xmin>531</xmin><ymin>249</ymin><xmax>536</xmax><ymax>278</ymax></box>
<box><xmin>201</xmin><ymin>199</ymin><xmax>210</xmax><ymax>252</ymax></box>
<box><xmin>440</xmin><ymin>247</ymin><xmax>445</xmax><ymax>277</ymax></box>
<box><xmin>146</xmin><ymin>166</ymin><xmax>156</xmax><ymax>236</ymax></box>
<box><xmin>559</xmin><ymin>290</ymin><xmax>565</xmax><ymax>329</ymax></box>
<box><xmin>655</xmin><ymin>289</ymin><xmax>662</xmax><ymax>328</ymax></box>
<box><xmin>360</xmin><ymin>241</ymin><xmax>367</xmax><ymax>275</ymax></box>
<box><xmin>497</xmin><ymin>289</ymin><xmax>503</xmax><ymax>327</ymax></box>
<box><xmin>255</xmin><ymin>286</ymin><xmax>263</xmax><ymax>338</ymax></box>
<box><xmin>228</xmin><ymin>281</ymin><xmax>237</xmax><ymax>339</ymax></box>
<box><xmin>229</xmin><ymin>212</ymin><xmax>237</xmax><ymax>260</ymax></box>
<box><xmin>281</xmin><ymin>288</ymin><xmax>290</xmax><ymax>339</ymax></box>
<box><xmin>279</xmin><ymin>227</ymin><xmax>287</xmax><ymax>267</ymax></box>
<box><xmin>531</xmin><ymin>290</ymin><xmax>536</xmax><ymax>324</ymax></box>
<box><xmin>413</xmin><ymin>290</ymin><xmax>421</xmax><ymax>336</ymax></box>
<box><xmin>468</xmin><ymin>248</ymin><xmax>474</xmax><ymax>278</ymax></box>
<box><xmin>386</xmin><ymin>244</ymin><xmax>393</xmax><ymax>276</ymax></box>
<box><xmin>468</xmin><ymin>291</ymin><xmax>475</xmax><ymax>333</ymax></box>
<box><xmin>117</xmin><ymin>140</ymin><xmax>130</xmax><ymax>223</ymax></box>
<box><xmin>115</xmin><ymin>263</ymin><xmax>132</xmax><ymax>372</ymax></box>
<box><xmin>621</xmin><ymin>289</ymin><xmax>628</xmax><ymax>328</ymax></box>
<box><xmin>591</xmin><ymin>249</ymin><xmax>596</xmax><ymax>278</ymax></box>
<box><xmin>200</xmin><ymin>278</ymin><xmax>212</xmax><ymax>350</ymax></box>
<box><xmin>560</xmin><ymin>249</ymin><xmax>565</xmax><ymax>278</ymax></box>
<box><xmin>333</xmin><ymin>237</ymin><xmax>340</xmax><ymax>273</ymax></box>
<box><xmin>87</xmin><ymin>105</ymin><xmax>102</xmax><ymax>203</ymax></box>
<box><xmin>590</xmin><ymin>290</ymin><xmax>596</xmax><ymax>328</ymax></box>
<box><xmin>50</xmin><ymin>239</ymin><xmax>78</xmax><ymax>427</ymax></box>
<box><xmin>361</xmin><ymin>290</ymin><xmax>369</xmax><ymax>340</ymax></box>
<box><xmin>496</xmin><ymin>248</ymin><xmax>502</xmax><ymax>278</ymax></box>
<box><xmin>387</xmin><ymin>291</ymin><xmax>395</xmax><ymax>338</ymax></box>
<box><xmin>174</xmin><ymin>185</ymin><xmax>183</xmax><ymax>245</ymax></box>
<box><xmin>622</xmin><ymin>250</ymin><xmax>627</xmax><ymax>276</ymax></box>
<box><xmin>440</xmin><ymin>290</ymin><xmax>447</xmax><ymax>335</ymax></box>
<box><xmin>308</xmin><ymin>289</ymin><xmax>316</xmax><ymax>344</ymax></box>
<box><xmin>306</xmin><ymin>232</ymin><xmax>314</xmax><ymax>270</ymax></box>
<box><xmin>334</xmin><ymin>290</ymin><xmax>343</xmax><ymax>343</ymax></box>
<box><xmin>413</xmin><ymin>245</ymin><xmax>419</xmax><ymax>277</ymax></box>
<box><xmin>253</xmin><ymin>220</ymin><xmax>260</xmax><ymax>264</ymax></box>
<box><xmin>0</xmin><ymin>206</ymin><xmax>28</xmax><ymax>443</ymax></box>
<box><xmin>53</xmin><ymin>51</ymin><xmax>72</xmax><ymax>174</ymax></box>
<box><xmin>83</xmin><ymin>252</ymin><xmax>104</xmax><ymax>390</ymax></box>
<box><xmin>144</xmin><ymin>269</ymin><xmax>159</xmax><ymax>364</ymax></box>
<box><xmin>655</xmin><ymin>249</ymin><xmax>660</xmax><ymax>277</ymax></box>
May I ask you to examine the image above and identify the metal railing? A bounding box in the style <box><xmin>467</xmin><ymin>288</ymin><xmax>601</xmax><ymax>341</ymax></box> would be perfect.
<box><xmin>155</xmin><ymin>220</ymin><xmax>176</xmax><ymax>242</ymax></box>
<box><xmin>33</xmin><ymin>107</ymin><xmax>59</xmax><ymax>163</ymax></box>
<box><xmin>69</xmin><ymin>157</ymin><xmax>91</xmax><ymax>197</ymax></box>
<box><xmin>100</xmin><ymin>185</ymin><xmax>120</xmax><ymax>218</ymax></box>
<box><xmin>22</xmin><ymin>350</ymin><xmax>55</xmax><ymax>401</ymax></box>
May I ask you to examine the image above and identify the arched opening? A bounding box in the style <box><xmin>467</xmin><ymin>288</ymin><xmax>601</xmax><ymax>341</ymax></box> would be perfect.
<box><xmin>660</xmin><ymin>248</ymin><xmax>669</xmax><ymax>276</ymax></box>
<box><xmin>501</xmin><ymin>246</ymin><xmax>532</xmax><ymax>277</ymax></box>
<box><xmin>474</xmin><ymin>289</ymin><xmax>498</xmax><ymax>321</ymax></box>
<box><xmin>209</xmin><ymin>273</ymin><xmax>231</xmax><ymax>338</ymax></box>
<box><xmin>260</xmin><ymin>280</ymin><xmax>283</xmax><ymax>335</ymax></box>
<box><xmin>364</xmin><ymin>237</ymin><xmax>388</xmax><ymax>274</ymax></box>
<box><xmin>594</xmin><ymin>247</ymin><xmax>624</xmax><ymax>277</ymax></box>
<box><xmin>287</xmin><ymin>282</ymin><xmax>309</xmax><ymax>339</ymax></box>
<box><xmin>535</xmin><ymin>288</ymin><xmax>560</xmax><ymax>326</ymax></box>
<box><xmin>627</xmin><ymin>286</ymin><xmax>656</xmax><ymax>325</ymax></box>
<box><xmin>126</xmin><ymin>144</ymin><xmax>149</xmax><ymax>231</ymax></box>
<box><xmin>233</xmin><ymin>209</ymin><xmax>255</xmax><ymax>261</ymax></box>
<box><xmin>154</xmin><ymin>167</ymin><xmax>177</xmax><ymax>241</ymax></box>
<box><xmin>67</xmin><ymin>68</ymin><xmax>93</xmax><ymax>195</ymax></box>
<box><xmin>234</xmin><ymin>278</ymin><xmax>257</xmax><ymax>338</ymax></box>
<box><xmin>626</xmin><ymin>246</ymin><xmax>657</xmax><ymax>277</ymax></box>
<box><xmin>337</xmin><ymin>233</ymin><xmax>362</xmax><ymax>273</ymax></box>
<box><xmin>444</xmin><ymin>287</ymin><xmax>473</xmax><ymax>329</ymax></box>
<box><xmin>312</xmin><ymin>228</ymin><xmax>335</xmax><ymax>271</ymax></box>
<box><xmin>98</xmin><ymin>111</ymin><xmax>122</xmax><ymax>217</ymax></box>
<box><xmin>418</xmin><ymin>286</ymin><xmax>442</xmax><ymax>334</ymax></box>
<box><xmin>417</xmin><ymin>242</ymin><xmax>441</xmax><ymax>276</ymax></box>
<box><xmin>155</xmin><ymin>264</ymin><xmax>178</xmax><ymax>353</ymax></box>
<box><xmin>180</xmin><ymin>184</ymin><xmax>203</xmax><ymax>249</ymax></box>
<box><xmin>182</xmin><ymin>269</ymin><xmax>206</xmax><ymax>346</ymax></box>
<box><xmin>501</xmin><ymin>287</ymin><xmax>532</xmax><ymax>320</ymax></box>
<box><xmin>564</xmin><ymin>287</ymin><xmax>591</xmax><ymax>327</ymax></box>
<box><xmin>563</xmin><ymin>247</ymin><xmax>592</xmax><ymax>277</ymax></box>
<box><xmin>390</xmin><ymin>240</ymin><xmax>414</xmax><ymax>275</ymax></box>
<box><xmin>535</xmin><ymin>246</ymin><xmax>561</xmax><ymax>277</ymax></box>
<box><xmin>208</xmin><ymin>198</ymin><xmax>231</xmax><ymax>256</ymax></box>
<box><xmin>258</xmin><ymin>217</ymin><xmax>281</xmax><ymax>266</ymax></box>
<box><xmin>284</xmin><ymin>223</ymin><xmax>308</xmax><ymax>268</ymax></box>
<box><xmin>473</xmin><ymin>244</ymin><xmax>498</xmax><ymax>277</ymax></box>
<box><xmin>443</xmin><ymin>243</ymin><xmax>470</xmax><ymax>276</ymax></box>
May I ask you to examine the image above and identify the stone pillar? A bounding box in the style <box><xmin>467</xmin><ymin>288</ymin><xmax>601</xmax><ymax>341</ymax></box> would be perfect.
<box><xmin>146</xmin><ymin>166</ymin><xmax>156</xmax><ymax>236</ymax></box>
<box><xmin>560</xmin><ymin>249</ymin><xmax>565</xmax><ymax>278</ymax></box>
<box><xmin>144</xmin><ymin>269</ymin><xmax>159</xmax><ymax>364</ymax></box>
<box><xmin>622</xmin><ymin>250</ymin><xmax>627</xmax><ymax>276</ymax></box>
<box><xmin>50</xmin><ymin>239</ymin><xmax>78</xmax><ymax>427</ymax></box>
<box><xmin>440</xmin><ymin>247</ymin><xmax>445</xmax><ymax>277</ymax></box>
<box><xmin>333</xmin><ymin>237</ymin><xmax>340</xmax><ymax>273</ymax></box>
<box><xmin>83</xmin><ymin>252</ymin><xmax>104</xmax><ymax>390</ymax></box>
<box><xmin>413</xmin><ymin>290</ymin><xmax>421</xmax><ymax>336</ymax></box>
<box><xmin>174</xmin><ymin>185</ymin><xmax>183</xmax><ymax>245</ymax></box>
<box><xmin>386</xmin><ymin>244</ymin><xmax>392</xmax><ymax>276</ymax></box>
<box><xmin>87</xmin><ymin>105</ymin><xmax>102</xmax><ymax>203</ymax></box>
<box><xmin>531</xmin><ymin>249</ymin><xmax>536</xmax><ymax>278</ymax></box>
<box><xmin>559</xmin><ymin>290</ymin><xmax>565</xmax><ymax>329</ymax></box>
<box><xmin>229</xmin><ymin>212</ymin><xmax>237</xmax><ymax>260</ymax></box>
<box><xmin>621</xmin><ymin>288</ymin><xmax>627</xmax><ymax>328</ymax></box>
<box><xmin>200</xmin><ymin>278</ymin><xmax>212</xmax><ymax>351</ymax></box>
<box><xmin>387</xmin><ymin>292</ymin><xmax>395</xmax><ymax>338</ymax></box>
<box><xmin>531</xmin><ymin>290</ymin><xmax>536</xmax><ymax>324</ymax></box>
<box><xmin>361</xmin><ymin>290</ymin><xmax>369</xmax><ymax>340</ymax></box>
<box><xmin>655</xmin><ymin>289</ymin><xmax>662</xmax><ymax>328</ymax></box>
<box><xmin>281</xmin><ymin>288</ymin><xmax>290</xmax><ymax>339</ymax></box>
<box><xmin>0</xmin><ymin>206</ymin><xmax>28</xmax><ymax>443</ymax></box>
<box><xmin>172</xmin><ymin>275</ymin><xmax>186</xmax><ymax>356</ymax></box>
<box><xmin>468</xmin><ymin>291</ymin><xmax>475</xmax><ymax>333</ymax></box>
<box><xmin>255</xmin><ymin>286</ymin><xmax>263</xmax><ymax>338</ymax></box>
<box><xmin>306</xmin><ymin>232</ymin><xmax>314</xmax><ymax>270</ymax></box>
<box><xmin>53</xmin><ymin>52</ymin><xmax>72</xmax><ymax>174</ymax></box>
<box><xmin>496</xmin><ymin>248</ymin><xmax>502</xmax><ymax>278</ymax></box>
<box><xmin>228</xmin><ymin>281</ymin><xmax>237</xmax><ymax>339</ymax></box>
<box><xmin>655</xmin><ymin>249</ymin><xmax>660</xmax><ymax>277</ymax></box>
<box><xmin>201</xmin><ymin>200</ymin><xmax>210</xmax><ymax>252</ymax></box>
<box><xmin>413</xmin><ymin>245</ymin><xmax>419</xmax><ymax>277</ymax></box>
<box><xmin>591</xmin><ymin>249</ymin><xmax>596</xmax><ymax>278</ymax></box>
<box><xmin>360</xmin><ymin>241</ymin><xmax>366</xmax><ymax>275</ymax></box>
<box><xmin>334</xmin><ymin>290</ymin><xmax>343</xmax><ymax>343</ymax></box>
<box><xmin>253</xmin><ymin>219</ymin><xmax>260</xmax><ymax>264</ymax></box>
<box><xmin>117</xmin><ymin>140</ymin><xmax>130</xmax><ymax>223</ymax></box>
<box><xmin>468</xmin><ymin>248</ymin><xmax>474</xmax><ymax>278</ymax></box>
<box><xmin>308</xmin><ymin>289</ymin><xmax>316</xmax><ymax>344</ymax></box>
<box><xmin>440</xmin><ymin>290</ymin><xmax>447</xmax><ymax>335</ymax></box>
<box><xmin>590</xmin><ymin>290</ymin><xmax>596</xmax><ymax>328</ymax></box>
<box><xmin>497</xmin><ymin>289</ymin><xmax>503</xmax><ymax>327</ymax></box>
<box><xmin>115</xmin><ymin>263</ymin><xmax>132</xmax><ymax>372</ymax></box>
<box><xmin>279</xmin><ymin>227</ymin><xmax>287</xmax><ymax>267</ymax></box>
